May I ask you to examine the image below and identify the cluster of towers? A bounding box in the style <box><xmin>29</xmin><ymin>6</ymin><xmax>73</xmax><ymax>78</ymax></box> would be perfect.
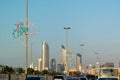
<box><xmin>30</xmin><ymin>41</ymin><xmax>49</xmax><ymax>71</ymax></box>
<box><xmin>29</xmin><ymin>41</ymin><xmax>82</xmax><ymax>73</ymax></box>
<box><xmin>61</xmin><ymin>45</ymin><xmax>82</xmax><ymax>73</ymax></box>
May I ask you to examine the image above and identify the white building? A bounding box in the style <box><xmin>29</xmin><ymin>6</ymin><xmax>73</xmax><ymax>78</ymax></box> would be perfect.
<box><xmin>76</xmin><ymin>53</ymin><xmax>82</xmax><ymax>72</ymax></box>
<box><xmin>29</xmin><ymin>62</ymin><xmax>34</xmax><ymax>69</ymax></box>
<box><xmin>38</xmin><ymin>58</ymin><xmax>42</xmax><ymax>71</ymax></box>
<box><xmin>41</xmin><ymin>41</ymin><xmax>49</xmax><ymax>70</ymax></box>
<box><xmin>61</xmin><ymin>45</ymin><xmax>66</xmax><ymax>66</ymax></box>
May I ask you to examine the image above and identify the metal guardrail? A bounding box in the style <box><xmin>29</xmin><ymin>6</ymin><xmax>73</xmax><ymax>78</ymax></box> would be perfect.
<box><xmin>0</xmin><ymin>74</ymin><xmax>53</xmax><ymax>80</ymax></box>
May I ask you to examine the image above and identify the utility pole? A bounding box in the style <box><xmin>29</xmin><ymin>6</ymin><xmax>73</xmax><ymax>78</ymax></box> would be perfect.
<box><xmin>25</xmin><ymin>0</ymin><xmax>28</xmax><ymax>76</ymax></box>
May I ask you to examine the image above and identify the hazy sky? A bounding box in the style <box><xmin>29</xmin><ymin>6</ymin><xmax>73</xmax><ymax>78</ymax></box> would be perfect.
<box><xmin>0</xmin><ymin>0</ymin><xmax>120</xmax><ymax>68</ymax></box>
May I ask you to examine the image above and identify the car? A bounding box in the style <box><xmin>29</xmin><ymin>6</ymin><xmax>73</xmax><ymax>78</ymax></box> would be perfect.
<box><xmin>67</xmin><ymin>77</ymin><xmax>87</xmax><ymax>80</ymax></box>
<box><xmin>86</xmin><ymin>75</ymin><xmax>97</xmax><ymax>80</ymax></box>
<box><xmin>53</xmin><ymin>75</ymin><xmax>67</xmax><ymax>80</ymax></box>
<box><xmin>78</xmin><ymin>77</ymin><xmax>88</xmax><ymax>80</ymax></box>
<box><xmin>67</xmin><ymin>77</ymin><xmax>79</xmax><ymax>80</ymax></box>
<box><xmin>97</xmin><ymin>78</ymin><xmax>119</xmax><ymax>80</ymax></box>
<box><xmin>25</xmin><ymin>76</ymin><xmax>45</xmax><ymax>80</ymax></box>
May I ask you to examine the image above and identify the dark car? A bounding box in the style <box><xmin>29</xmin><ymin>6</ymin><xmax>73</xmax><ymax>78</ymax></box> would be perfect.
<box><xmin>78</xmin><ymin>77</ymin><xmax>88</xmax><ymax>80</ymax></box>
<box><xmin>25</xmin><ymin>76</ymin><xmax>45</xmax><ymax>80</ymax></box>
<box><xmin>67</xmin><ymin>77</ymin><xmax>79</xmax><ymax>80</ymax></box>
<box><xmin>97</xmin><ymin>78</ymin><xmax>119</xmax><ymax>80</ymax></box>
<box><xmin>86</xmin><ymin>75</ymin><xmax>97</xmax><ymax>80</ymax></box>
<box><xmin>53</xmin><ymin>75</ymin><xmax>67</xmax><ymax>80</ymax></box>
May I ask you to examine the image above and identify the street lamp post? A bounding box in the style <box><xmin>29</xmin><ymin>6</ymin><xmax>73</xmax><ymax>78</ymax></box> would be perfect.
<box><xmin>64</xmin><ymin>27</ymin><xmax>70</xmax><ymax>75</ymax></box>
<box><xmin>80</xmin><ymin>44</ymin><xmax>84</xmax><ymax>55</ymax></box>
<box><xmin>25</xmin><ymin>0</ymin><xmax>28</xmax><ymax>76</ymax></box>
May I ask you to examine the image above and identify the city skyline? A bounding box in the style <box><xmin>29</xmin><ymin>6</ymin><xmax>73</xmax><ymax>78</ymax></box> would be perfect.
<box><xmin>0</xmin><ymin>0</ymin><xmax>120</xmax><ymax>68</ymax></box>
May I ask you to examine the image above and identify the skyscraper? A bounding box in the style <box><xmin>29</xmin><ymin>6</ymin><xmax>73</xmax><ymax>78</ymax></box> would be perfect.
<box><xmin>76</xmin><ymin>53</ymin><xmax>82</xmax><ymax>72</ymax></box>
<box><xmin>38</xmin><ymin>58</ymin><xmax>42</xmax><ymax>71</ymax></box>
<box><xmin>41</xmin><ymin>41</ymin><xmax>49</xmax><ymax>70</ymax></box>
<box><xmin>61</xmin><ymin>45</ymin><xmax>66</xmax><ymax>71</ymax></box>
<box><xmin>57</xmin><ymin>63</ymin><xmax>64</xmax><ymax>73</ymax></box>
<box><xmin>51</xmin><ymin>58</ymin><xmax>56</xmax><ymax>71</ymax></box>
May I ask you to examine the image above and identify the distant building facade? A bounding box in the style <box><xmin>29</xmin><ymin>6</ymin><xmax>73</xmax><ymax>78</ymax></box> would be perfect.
<box><xmin>38</xmin><ymin>58</ymin><xmax>42</xmax><ymax>71</ymax></box>
<box><xmin>41</xmin><ymin>41</ymin><xmax>49</xmax><ymax>70</ymax></box>
<box><xmin>61</xmin><ymin>45</ymin><xmax>66</xmax><ymax>71</ymax></box>
<box><xmin>51</xmin><ymin>58</ymin><xmax>56</xmax><ymax>71</ymax></box>
<box><xmin>57</xmin><ymin>63</ymin><xmax>64</xmax><ymax>73</ymax></box>
<box><xmin>76</xmin><ymin>53</ymin><xmax>82</xmax><ymax>72</ymax></box>
<box><xmin>101</xmin><ymin>62</ymin><xmax>114</xmax><ymax>67</ymax></box>
<box><xmin>29</xmin><ymin>63</ymin><xmax>34</xmax><ymax>69</ymax></box>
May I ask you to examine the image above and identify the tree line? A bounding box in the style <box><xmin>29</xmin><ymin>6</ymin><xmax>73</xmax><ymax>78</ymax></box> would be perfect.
<box><xmin>0</xmin><ymin>65</ymin><xmax>64</xmax><ymax>76</ymax></box>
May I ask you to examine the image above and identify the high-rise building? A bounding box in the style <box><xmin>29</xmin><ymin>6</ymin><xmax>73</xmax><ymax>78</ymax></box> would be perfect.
<box><xmin>76</xmin><ymin>53</ymin><xmax>82</xmax><ymax>72</ymax></box>
<box><xmin>41</xmin><ymin>41</ymin><xmax>49</xmax><ymax>70</ymax></box>
<box><xmin>61</xmin><ymin>45</ymin><xmax>66</xmax><ymax>71</ymax></box>
<box><xmin>61</xmin><ymin>45</ymin><xmax>66</xmax><ymax>63</ymax></box>
<box><xmin>51</xmin><ymin>58</ymin><xmax>56</xmax><ymax>71</ymax></box>
<box><xmin>29</xmin><ymin>62</ymin><xmax>34</xmax><ymax>69</ymax></box>
<box><xmin>57</xmin><ymin>63</ymin><xmax>64</xmax><ymax>73</ymax></box>
<box><xmin>38</xmin><ymin>58</ymin><xmax>42</xmax><ymax>71</ymax></box>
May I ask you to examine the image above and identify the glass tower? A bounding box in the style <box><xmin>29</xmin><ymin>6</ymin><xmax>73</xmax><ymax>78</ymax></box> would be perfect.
<box><xmin>51</xmin><ymin>58</ymin><xmax>56</xmax><ymax>71</ymax></box>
